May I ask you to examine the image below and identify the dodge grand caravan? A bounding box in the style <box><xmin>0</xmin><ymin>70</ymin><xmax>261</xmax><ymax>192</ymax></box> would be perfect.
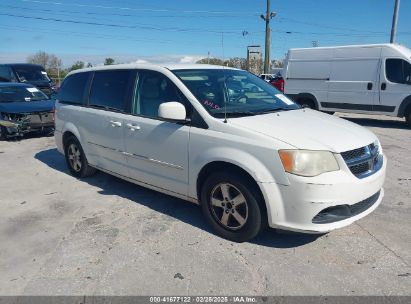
<box><xmin>55</xmin><ymin>64</ymin><xmax>386</xmax><ymax>242</ymax></box>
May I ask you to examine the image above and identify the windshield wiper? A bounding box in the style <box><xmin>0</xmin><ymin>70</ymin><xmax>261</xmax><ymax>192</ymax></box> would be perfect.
<box><xmin>213</xmin><ymin>111</ymin><xmax>256</xmax><ymax>118</ymax></box>
<box><xmin>258</xmin><ymin>107</ymin><xmax>300</xmax><ymax>114</ymax></box>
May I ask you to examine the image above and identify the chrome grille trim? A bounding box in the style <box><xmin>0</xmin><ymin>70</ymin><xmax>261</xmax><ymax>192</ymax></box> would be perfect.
<box><xmin>341</xmin><ymin>143</ymin><xmax>382</xmax><ymax>178</ymax></box>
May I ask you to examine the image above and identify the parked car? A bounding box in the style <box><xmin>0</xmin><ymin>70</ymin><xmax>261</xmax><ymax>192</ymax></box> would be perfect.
<box><xmin>0</xmin><ymin>63</ymin><xmax>57</xmax><ymax>97</ymax></box>
<box><xmin>259</xmin><ymin>73</ymin><xmax>275</xmax><ymax>82</ymax></box>
<box><xmin>269</xmin><ymin>72</ymin><xmax>285</xmax><ymax>92</ymax></box>
<box><xmin>0</xmin><ymin>83</ymin><xmax>55</xmax><ymax>139</ymax></box>
<box><xmin>283</xmin><ymin>43</ymin><xmax>411</xmax><ymax>127</ymax></box>
<box><xmin>55</xmin><ymin>64</ymin><xmax>386</xmax><ymax>242</ymax></box>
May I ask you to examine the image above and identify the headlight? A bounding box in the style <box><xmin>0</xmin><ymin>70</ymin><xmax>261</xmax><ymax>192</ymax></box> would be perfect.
<box><xmin>278</xmin><ymin>150</ymin><xmax>340</xmax><ymax>177</ymax></box>
<box><xmin>373</xmin><ymin>139</ymin><xmax>382</xmax><ymax>155</ymax></box>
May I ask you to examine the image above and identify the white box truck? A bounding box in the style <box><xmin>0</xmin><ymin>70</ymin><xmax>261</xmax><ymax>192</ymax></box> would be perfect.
<box><xmin>283</xmin><ymin>44</ymin><xmax>411</xmax><ymax>127</ymax></box>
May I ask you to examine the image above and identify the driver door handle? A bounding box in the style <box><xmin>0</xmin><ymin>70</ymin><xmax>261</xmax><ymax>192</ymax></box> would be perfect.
<box><xmin>126</xmin><ymin>123</ymin><xmax>141</xmax><ymax>131</ymax></box>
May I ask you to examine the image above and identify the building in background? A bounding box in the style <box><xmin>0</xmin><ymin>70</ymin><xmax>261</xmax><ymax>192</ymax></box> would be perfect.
<box><xmin>247</xmin><ymin>45</ymin><xmax>263</xmax><ymax>75</ymax></box>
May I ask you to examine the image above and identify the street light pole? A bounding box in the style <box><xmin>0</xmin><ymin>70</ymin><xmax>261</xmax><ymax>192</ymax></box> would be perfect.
<box><xmin>390</xmin><ymin>0</ymin><xmax>400</xmax><ymax>43</ymax></box>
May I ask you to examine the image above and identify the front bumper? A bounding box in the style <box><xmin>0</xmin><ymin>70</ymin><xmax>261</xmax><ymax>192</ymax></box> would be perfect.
<box><xmin>0</xmin><ymin>112</ymin><xmax>54</xmax><ymax>136</ymax></box>
<box><xmin>260</xmin><ymin>154</ymin><xmax>387</xmax><ymax>233</ymax></box>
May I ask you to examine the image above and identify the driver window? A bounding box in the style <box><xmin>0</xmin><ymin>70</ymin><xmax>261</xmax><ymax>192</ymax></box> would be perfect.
<box><xmin>133</xmin><ymin>71</ymin><xmax>189</xmax><ymax>118</ymax></box>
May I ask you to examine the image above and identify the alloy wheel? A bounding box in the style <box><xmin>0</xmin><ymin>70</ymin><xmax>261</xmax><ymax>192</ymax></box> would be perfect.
<box><xmin>210</xmin><ymin>182</ymin><xmax>249</xmax><ymax>230</ymax></box>
<box><xmin>68</xmin><ymin>143</ymin><xmax>82</xmax><ymax>172</ymax></box>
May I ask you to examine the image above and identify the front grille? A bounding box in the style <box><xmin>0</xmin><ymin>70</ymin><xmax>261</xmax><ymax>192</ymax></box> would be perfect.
<box><xmin>341</xmin><ymin>143</ymin><xmax>382</xmax><ymax>178</ymax></box>
<box><xmin>312</xmin><ymin>190</ymin><xmax>381</xmax><ymax>224</ymax></box>
<box><xmin>341</xmin><ymin>147</ymin><xmax>366</xmax><ymax>161</ymax></box>
<box><xmin>350</xmin><ymin>162</ymin><xmax>370</xmax><ymax>175</ymax></box>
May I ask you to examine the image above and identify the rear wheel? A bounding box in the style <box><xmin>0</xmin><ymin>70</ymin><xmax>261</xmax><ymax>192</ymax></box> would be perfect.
<box><xmin>298</xmin><ymin>99</ymin><xmax>316</xmax><ymax>109</ymax></box>
<box><xmin>64</xmin><ymin>136</ymin><xmax>97</xmax><ymax>177</ymax></box>
<box><xmin>200</xmin><ymin>172</ymin><xmax>265</xmax><ymax>242</ymax></box>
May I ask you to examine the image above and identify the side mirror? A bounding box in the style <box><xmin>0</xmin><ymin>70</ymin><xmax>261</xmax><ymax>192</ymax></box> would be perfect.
<box><xmin>158</xmin><ymin>102</ymin><xmax>187</xmax><ymax>121</ymax></box>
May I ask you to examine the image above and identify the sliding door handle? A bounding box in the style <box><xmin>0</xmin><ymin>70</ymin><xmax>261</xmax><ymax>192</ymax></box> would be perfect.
<box><xmin>109</xmin><ymin>120</ymin><xmax>122</xmax><ymax>127</ymax></box>
<box><xmin>126</xmin><ymin>123</ymin><xmax>141</xmax><ymax>131</ymax></box>
<box><xmin>367</xmin><ymin>82</ymin><xmax>373</xmax><ymax>90</ymax></box>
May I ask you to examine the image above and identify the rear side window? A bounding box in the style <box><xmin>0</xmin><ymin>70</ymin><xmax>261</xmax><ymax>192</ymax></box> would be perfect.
<box><xmin>58</xmin><ymin>72</ymin><xmax>90</xmax><ymax>104</ymax></box>
<box><xmin>89</xmin><ymin>70</ymin><xmax>133</xmax><ymax>112</ymax></box>
<box><xmin>386</xmin><ymin>59</ymin><xmax>411</xmax><ymax>84</ymax></box>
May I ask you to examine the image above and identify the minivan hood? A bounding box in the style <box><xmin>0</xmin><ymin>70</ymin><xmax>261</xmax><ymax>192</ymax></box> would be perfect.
<box><xmin>229</xmin><ymin>109</ymin><xmax>376</xmax><ymax>152</ymax></box>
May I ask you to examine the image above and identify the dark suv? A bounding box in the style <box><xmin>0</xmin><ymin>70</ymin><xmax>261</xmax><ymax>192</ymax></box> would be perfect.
<box><xmin>0</xmin><ymin>63</ymin><xmax>56</xmax><ymax>97</ymax></box>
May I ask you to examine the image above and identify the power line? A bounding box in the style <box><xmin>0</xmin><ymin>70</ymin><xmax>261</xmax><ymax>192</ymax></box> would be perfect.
<box><xmin>0</xmin><ymin>12</ymin><xmax>248</xmax><ymax>34</ymax></box>
<box><xmin>0</xmin><ymin>24</ymin><xmax>251</xmax><ymax>49</ymax></box>
<box><xmin>0</xmin><ymin>3</ymin><xmax>258</xmax><ymax>19</ymax></box>
<box><xmin>20</xmin><ymin>0</ymin><xmax>260</xmax><ymax>15</ymax></box>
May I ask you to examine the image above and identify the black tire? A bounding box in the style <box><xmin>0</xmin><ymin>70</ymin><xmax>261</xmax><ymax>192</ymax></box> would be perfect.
<box><xmin>64</xmin><ymin>136</ymin><xmax>97</xmax><ymax>177</ymax></box>
<box><xmin>0</xmin><ymin>126</ymin><xmax>8</xmax><ymax>140</ymax></box>
<box><xmin>406</xmin><ymin>111</ymin><xmax>411</xmax><ymax>128</ymax></box>
<box><xmin>298</xmin><ymin>99</ymin><xmax>316</xmax><ymax>109</ymax></box>
<box><xmin>200</xmin><ymin>171</ymin><xmax>266</xmax><ymax>242</ymax></box>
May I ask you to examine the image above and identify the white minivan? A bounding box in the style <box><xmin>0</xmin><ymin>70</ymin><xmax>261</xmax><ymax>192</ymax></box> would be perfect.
<box><xmin>55</xmin><ymin>64</ymin><xmax>386</xmax><ymax>242</ymax></box>
<box><xmin>283</xmin><ymin>44</ymin><xmax>411</xmax><ymax>127</ymax></box>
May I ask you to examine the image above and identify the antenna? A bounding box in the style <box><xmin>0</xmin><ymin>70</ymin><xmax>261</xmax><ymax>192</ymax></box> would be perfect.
<box><xmin>221</xmin><ymin>31</ymin><xmax>228</xmax><ymax>123</ymax></box>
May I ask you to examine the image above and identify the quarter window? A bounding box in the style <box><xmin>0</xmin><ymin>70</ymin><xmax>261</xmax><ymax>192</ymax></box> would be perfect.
<box><xmin>58</xmin><ymin>72</ymin><xmax>90</xmax><ymax>104</ymax></box>
<box><xmin>386</xmin><ymin>59</ymin><xmax>411</xmax><ymax>84</ymax></box>
<box><xmin>89</xmin><ymin>70</ymin><xmax>133</xmax><ymax>111</ymax></box>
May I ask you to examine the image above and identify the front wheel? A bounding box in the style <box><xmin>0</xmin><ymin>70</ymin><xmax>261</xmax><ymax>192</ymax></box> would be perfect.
<box><xmin>200</xmin><ymin>172</ymin><xmax>265</xmax><ymax>242</ymax></box>
<box><xmin>64</xmin><ymin>136</ymin><xmax>97</xmax><ymax>177</ymax></box>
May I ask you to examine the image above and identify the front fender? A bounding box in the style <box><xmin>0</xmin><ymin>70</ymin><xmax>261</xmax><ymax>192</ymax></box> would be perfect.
<box><xmin>189</xmin><ymin>146</ymin><xmax>288</xmax><ymax>198</ymax></box>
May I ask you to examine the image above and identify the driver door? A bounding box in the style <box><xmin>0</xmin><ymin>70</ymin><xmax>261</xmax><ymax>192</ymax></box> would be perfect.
<box><xmin>123</xmin><ymin>70</ymin><xmax>191</xmax><ymax>196</ymax></box>
<box><xmin>379</xmin><ymin>58</ymin><xmax>411</xmax><ymax>113</ymax></box>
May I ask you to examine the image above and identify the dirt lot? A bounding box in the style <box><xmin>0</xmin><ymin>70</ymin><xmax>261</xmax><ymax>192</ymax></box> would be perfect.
<box><xmin>0</xmin><ymin>113</ymin><xmax>410</xmax><ymax>296</ymax></box>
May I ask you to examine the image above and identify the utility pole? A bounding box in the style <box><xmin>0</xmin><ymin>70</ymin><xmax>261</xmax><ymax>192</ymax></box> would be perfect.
<box><xmin>390</xmin><ymin>0</ymin><xmax>400</xmax><ymax>43</ymax></box>
<box><xmin>261</xmin><ymin>0</ymin><xmax>276</xmax><ymax>74</ymax></box>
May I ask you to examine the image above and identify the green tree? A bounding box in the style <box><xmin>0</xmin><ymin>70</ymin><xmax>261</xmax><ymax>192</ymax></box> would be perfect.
<box><xmin>27</xmin><ymin>51</ymin><xmax>63</xmax><ymax>84</ymax></box>
<box><xmin>226</xmin><ymin>57</ymin><xmax>247</xmax><ymax>69</ymax></box>
<box><xmin>86</xmin><ymin>62</ymin><xmax>93</xmax><ymax>68</ymax></box>
<box><xmin>104</xmin><ymin>58</ymin><xmax>115</xmax><ymax>65</ymax></box>
<box><xmin>70</xmin><ymin>61</ymin><xmax>85</xmax><ymax>71</ymax></box>
<box><xmin>196</xmin><ymin>58</ymin><xmax>224</xmax><ymax>66</ymax></box>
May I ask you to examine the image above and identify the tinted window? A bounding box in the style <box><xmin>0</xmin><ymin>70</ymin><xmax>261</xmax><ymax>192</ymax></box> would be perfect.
<box><xmin>58</xmin><ymin>72</ymin><xmax>90</xmax><ymax>104</ymax></box>
<box><xmin>133</xmin><ymin>71</ymin><xmax>188</xmax><ymax>118</ymax></box>
<box><xmin>12</xmin><ymin>65</ymin><xmax>50</xmax><ymax>82</ymax></box>
<box><xmin>0</xmin><ymin>85</ymin><xmax>48</xmax><ymax>103</ymax></box>
<box><xmin>0</xmin><ymin>66</ymin><xmax>15</xmax><ymax>82</ymax></box>
<box><xmin>89</xmin><ymin>70</ymin><xmax>133</xmax><ymax>111</ymax></box>
<box><xmin>386</xmin><ymin>59</ymin><xmax>411</xmax><ymax>84</ymax></box>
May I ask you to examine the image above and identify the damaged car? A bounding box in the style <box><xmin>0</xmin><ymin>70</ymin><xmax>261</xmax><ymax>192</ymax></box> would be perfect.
<box><xmin>0</xmin><ymin>83</ymin><xmax>55</xmax><ymax>140</ymax></box>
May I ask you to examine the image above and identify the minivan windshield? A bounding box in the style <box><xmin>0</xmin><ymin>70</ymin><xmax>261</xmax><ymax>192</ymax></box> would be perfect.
<box><xmin>0</xmin><ymin>86</ymin><xmax>49</xmax><ymax>103</ymax></box>
<box><xmin>13</xmin><ymin>65</ymin><xmax>51</xmax><ymax>83</ymax></box>
<box><xmin>173</xmin><ymin>69</ymin><xmax>299</xmax><ymax>117</ymax></box>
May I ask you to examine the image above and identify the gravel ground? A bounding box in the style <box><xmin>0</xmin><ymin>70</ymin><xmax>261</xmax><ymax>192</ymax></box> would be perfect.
<box><xmin>0</xmin><ymin>113</ymin><xmax>410</xmax><ymax>296</ymax></box>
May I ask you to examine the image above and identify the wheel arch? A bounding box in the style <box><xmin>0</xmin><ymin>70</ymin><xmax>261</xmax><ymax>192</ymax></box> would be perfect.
<box><xmin>61</xmin><ymin>123</ymin><xmax>82</xmax><ymax>149</ymax></box>
<box><xmin>294</xmin><ymin>93</ymin><xmax>319</xmax><ymax>109</ymax></box>
<box><xmin>397</xmin><ymin>95</ymin><xmax>411</xmax><ymax>117</ymax></box>
<box><xmin>196</xmin><ymin>161</ymin><xmax>268</xmax><ymax>223</ymax></box>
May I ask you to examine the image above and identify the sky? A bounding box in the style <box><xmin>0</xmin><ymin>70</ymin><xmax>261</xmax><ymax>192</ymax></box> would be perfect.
<box><xmin>0</xmin><ymin>0</ymin><xmax>410</xmax><ymax>67</ymax></box>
